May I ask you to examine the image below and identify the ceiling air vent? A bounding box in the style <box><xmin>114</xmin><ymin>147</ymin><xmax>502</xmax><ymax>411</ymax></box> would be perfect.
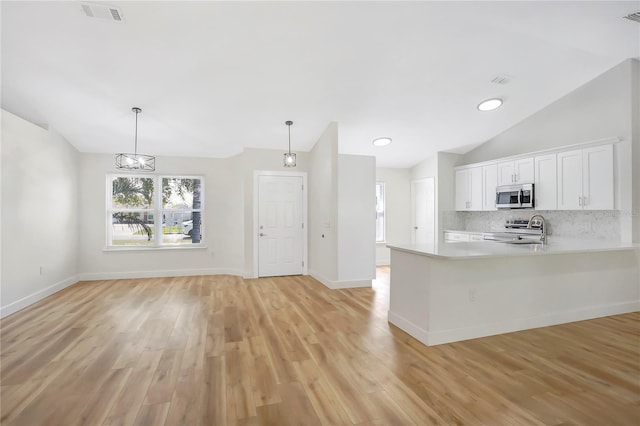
<box><xmin>623</xmin><ymin>12</ymin><xmax>640</xmax><ymax>23</ymax></box>
<box><xmin>491</xmin><ymin>75</ymin><xmax>512</xmax><ymax>85</ymax></box>
<box><xmin>80</xmin><ymin>2</ymin><xmax>124</xmax><ymax>22</ymax></box>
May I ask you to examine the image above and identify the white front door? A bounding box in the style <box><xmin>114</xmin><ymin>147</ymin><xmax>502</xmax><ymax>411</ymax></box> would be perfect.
<box><xmin>411</xmin><ymin>178</ymin><xmax>435</xmax><ymax>245</ymax></box>
<box><xmin>258</xmin><ymin>175</ymin><xmax>304</xmax><ymax>277</ymax></box>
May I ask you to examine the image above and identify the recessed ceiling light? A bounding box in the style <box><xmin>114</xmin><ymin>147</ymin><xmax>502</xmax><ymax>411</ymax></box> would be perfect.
<box><xmin>373</xmin><ymin>137</ymin><xmax>392</xmax><ymax>147</ymax></box>
<box><xmin>477</xmin><ymin>98</ymin><xmax>503</xmax><ymax>111</ymax></box>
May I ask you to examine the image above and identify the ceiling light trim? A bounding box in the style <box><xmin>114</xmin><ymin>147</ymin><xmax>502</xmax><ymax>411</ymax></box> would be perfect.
<box><xmin>372</xmin><ymin>137</ymin><xmax>392</xmax><ymax>147</ymax></box>
<box><xmin>477</xmin><ymin>98</ymin><xmax>503</xmax><ymax>112</ymax></box>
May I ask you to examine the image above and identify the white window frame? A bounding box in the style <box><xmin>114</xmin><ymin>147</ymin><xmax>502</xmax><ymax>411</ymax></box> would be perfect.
<box><xmin>376</xmin><ymin>182</ymin><xmax>386</xmax><ymax>243</ymax></box>
<box><xmin>106</xmin><ymin>174</ymin><xmax>205</xmax><ymax>249</ymax></box>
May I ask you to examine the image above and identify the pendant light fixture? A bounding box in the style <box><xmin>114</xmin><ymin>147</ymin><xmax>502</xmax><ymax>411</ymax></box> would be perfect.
<box><xmin>283</xmin><ymin>120</ymin><xmax>296</xmax><ymax>168</ymax></box>
<box><xmin>115</xmin><ymin>107</ymin><xmax>155</xmax><ymax>171</ymax></box>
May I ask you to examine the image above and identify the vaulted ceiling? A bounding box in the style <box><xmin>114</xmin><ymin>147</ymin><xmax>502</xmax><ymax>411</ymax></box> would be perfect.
<box><xmin>2</xmin><ymin>1</ymin><xmax>639</xmax><ymax>167</ymax></box>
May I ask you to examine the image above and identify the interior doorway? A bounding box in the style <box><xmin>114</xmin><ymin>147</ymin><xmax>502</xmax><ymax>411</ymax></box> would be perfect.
<box><xmin>255</xmin><ymin>172</ymin><xmax>307</xmax><ymax>277</ymax></box>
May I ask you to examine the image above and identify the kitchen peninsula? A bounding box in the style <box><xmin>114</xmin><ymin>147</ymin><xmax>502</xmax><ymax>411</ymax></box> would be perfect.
<box><xmin>387</xmin><ymin>240</ymin><xmax>640</xmax><ymax>346</ymax></box>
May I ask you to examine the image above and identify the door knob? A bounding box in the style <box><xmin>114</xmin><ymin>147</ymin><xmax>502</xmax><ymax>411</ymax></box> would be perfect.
<box><xmin>414</xmin><ymin>226</ymin><xmax>418</xmax><ymax>230</ymax></box>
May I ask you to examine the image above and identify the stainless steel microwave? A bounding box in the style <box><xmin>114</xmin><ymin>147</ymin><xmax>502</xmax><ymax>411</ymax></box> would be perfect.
<box><xmin>496</xmin><ymin>183</ymin><xmax>534</xmax><ymax>209</ymax></box>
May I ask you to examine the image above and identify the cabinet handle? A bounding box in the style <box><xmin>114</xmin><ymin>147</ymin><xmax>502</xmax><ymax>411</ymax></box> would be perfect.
<box><xmin>578</xmin><ymin>196</ymin><xmax>582</xmax><ymax>206</ymax></box>
<box><xmin>583</xmin><ymin>196</ymin><xmax>588</xmax><ymax>206</ymax></box>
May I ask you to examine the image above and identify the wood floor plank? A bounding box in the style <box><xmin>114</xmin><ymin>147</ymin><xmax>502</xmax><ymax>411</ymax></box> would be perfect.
<box><xmin>1</xmin><ymin>269</ymin><xmax>638</xmax><ymax>425</ymax></box>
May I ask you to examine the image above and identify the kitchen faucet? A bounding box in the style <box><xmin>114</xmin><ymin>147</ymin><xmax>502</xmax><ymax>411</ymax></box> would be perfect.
<box><xmin>527</xmin><ymin>214</ymin><xmax>547</xmax><ymax>244</ymax></box>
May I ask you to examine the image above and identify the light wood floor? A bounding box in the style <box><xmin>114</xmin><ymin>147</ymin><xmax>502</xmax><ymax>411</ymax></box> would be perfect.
<box><xmin>1</xmin><ymin>267</ymin><xmax>639</xmax><ymax>425</ymax></box>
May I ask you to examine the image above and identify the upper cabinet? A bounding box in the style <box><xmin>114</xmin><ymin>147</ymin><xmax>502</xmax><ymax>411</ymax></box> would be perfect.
<box><xmin>455</xmin><ymin>141</ymin><xmax>615</xmax><ymax>213</ymax></box>
<box><xmin>557</xmin><ymin>144</ymin><xmax>613</xmax><ymax>210</ymax></box>
<box><xmin>497</xmin><ymin>157</ymin><xmax>534</xmax><ymax>186</ymax></box>
<box><xmin>455</xmin><ymin>163</ymin><xmax>497</xmax><ymax>212</ymax></box>
<box><xmin>482</xmin><ymin>163</ymin><xmax>498</xmax><ymax>211</ymax></box>
<box><xmin>534</xmin><ymin>154</ymin><xmax>557</xmax><ymax>210</ymax></box>
<box><xmin>455</xmin><ymin>166</ymin><xmax>483</xmax><ymax>211</ymax></box>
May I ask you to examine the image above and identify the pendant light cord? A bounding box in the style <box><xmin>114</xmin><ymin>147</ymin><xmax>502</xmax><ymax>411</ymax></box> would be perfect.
<box><xmin>288</xmin><ymin>123</ymin><xmax>291</xmax><ymax>154</ymax></box>
<box><xmin>134</xmin><ymin>109</ymin><xmax>139</xmax><ymax>156</ymax></box>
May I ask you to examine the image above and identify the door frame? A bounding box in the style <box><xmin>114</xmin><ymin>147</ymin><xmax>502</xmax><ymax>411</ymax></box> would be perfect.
<box><xmin>253</xmin><ymin>170</ymin><xmax>308</xmax><ymax>278</ymax></box>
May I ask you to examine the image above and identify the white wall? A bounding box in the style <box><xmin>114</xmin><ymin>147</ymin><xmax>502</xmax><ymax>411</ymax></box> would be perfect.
<box><xmin>241</xmin><ymin>148</ymin><xmax>309</xmax><ymax>276</ymax></box>
<box><xmin>411</xmin><ymin>152</ymin><xmax>463</xmax><ymax>242</ymax></box>
<box><xmin>1</xmin><ymin>110</ymin><xmax>79</xmax><ymax>317</ymax></box>
<box><xmin>78</xmin><ymin>154</ymin><xmax>244</xmax><ymax>278</ymax></box>
<box><xmin>462</xmin><ymin>59</ymin><xmax>637</xmax><ymax>242</ymax></box>
<box><xmin>338</xmin><ymin>154</ymin><xmax>376</xmax><ymax>283</ymax></box>
<box><xmin>375</xmin><ymin>167</ymin><xmax>411</xmax><ymax>265</ymax></box>
<box><xmin>308</xmin><ymin>123</ymin><xmax>339</xmax><ymax>284</ymax></box>
<box><xmin>632</xmin><ymin>59</ymin><xmax>640</xmax><ymax>244</ymax></box>
<box><xmin>307</xmin><ymin>124</ymin><xmax>376</xmax><ymax>288</ymax></box>
<box><xmin>78</xmin><ymin>148</ymin><xmax>309</xmax><ymax>280</ymax></box>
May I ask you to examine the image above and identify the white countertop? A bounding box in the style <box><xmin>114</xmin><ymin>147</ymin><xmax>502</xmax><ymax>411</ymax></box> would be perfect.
<box><xmin>388</xmin><ymin>238</ymin><xmax>640</xmax><ymax>260</ymax></box>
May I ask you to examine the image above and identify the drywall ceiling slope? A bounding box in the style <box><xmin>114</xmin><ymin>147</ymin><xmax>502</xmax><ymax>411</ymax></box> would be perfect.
<box><xmin>1</xmin><ymin>1</ymin><xmax>638</xmax><ymax>168</ymax></box>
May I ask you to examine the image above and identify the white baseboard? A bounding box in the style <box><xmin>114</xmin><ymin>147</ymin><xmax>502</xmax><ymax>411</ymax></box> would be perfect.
<box><xmin>308</xmin><ymin>270</ymin><xmax>372</xmax><ymax>290</ymax></box>
<box><xmin>331</xmin><ymin>279</ymin><xmax>372</xmax><ymax>289</ymax></box>
<box><xmin>390</xmin><ymin>301</ymin><xmax>640</xmax><ymax>347</ymax></box>
<box><xmin>388</xmin><ymin>310</ymin><xmax>430</xmax><ymax>345</ymax></box>
<box><xmin>308</xmin><ymin>269</ymin><xmax>334</xmax><ymax>288</ymax></box>
<box><xmin>1</xmin><ymin>275</ymin><xmax>79</xmax><ymax>319</ymax></box>
<box><xmin>78</xmin><ymin>268</ymin><xmax>245</xmax><ymax>281</ymax></box>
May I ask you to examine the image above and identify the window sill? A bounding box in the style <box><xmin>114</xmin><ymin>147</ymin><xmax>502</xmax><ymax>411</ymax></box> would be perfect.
<box><xmin>376</xmin><ymin>241</ymin><xmax>387</xmax><ymax>245</ymax></box>
<box><xmin>103</xmin><ymin>245</ymin><xmax>208</xmax><ymax>253</ymax></box>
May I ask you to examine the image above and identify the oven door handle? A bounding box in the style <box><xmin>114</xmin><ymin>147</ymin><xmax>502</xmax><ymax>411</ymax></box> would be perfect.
<box><xmin>518</xmin><ymin>189</ymin><xmax>523</xmax><ymax>206</ymax></box>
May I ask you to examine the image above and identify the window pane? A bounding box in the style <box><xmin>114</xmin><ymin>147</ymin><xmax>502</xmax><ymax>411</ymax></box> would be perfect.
<box><xmin>111</xmin><ymin>212</ymin><xmax>154</xmax><ymax>246</ymax></box>
<box><xmin>376</xmin><ymin>183</ymin><xmax>385</xmax><ymax>242</ymax></box>
<box><xmin>161</xmin><ymin>211</ymin><xmax>203</xmax><ymax>245</ymax></box>
<box><xmin>162</xmin><ymin>178</ymin><xmax>202</xmax><ymax>209</ymax></box>
<box><xmin>112</xmin><ymin>177</ymin><xmax>154</xmax><ymax>209</ymax></box>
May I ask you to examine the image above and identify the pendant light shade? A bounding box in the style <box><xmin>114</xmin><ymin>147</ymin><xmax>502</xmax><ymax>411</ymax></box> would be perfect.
<box><xmin>283</xmin><ymin>120</ymin><xmax>296</xmax><ymax>168</ymax></box>
<box><xmin>115</xmin><ymin>107</ymin><xmax>155</xmax><ymax>171</ymax></box>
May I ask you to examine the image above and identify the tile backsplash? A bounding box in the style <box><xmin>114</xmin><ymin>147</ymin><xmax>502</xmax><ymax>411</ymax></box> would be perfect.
<box><xmin>444</xmin><ymin>210</ymin><xmax>620</xmax><ymax>240</ymax></box>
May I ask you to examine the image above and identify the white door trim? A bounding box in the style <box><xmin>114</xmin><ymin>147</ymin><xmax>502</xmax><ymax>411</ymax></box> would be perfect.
<box><xmin>253</xmin><ymin>170</ymin><xmax>308</xmax><ymax>278</ymax></box>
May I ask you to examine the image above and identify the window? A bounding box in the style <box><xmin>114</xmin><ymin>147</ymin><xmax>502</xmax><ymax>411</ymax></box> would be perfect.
<box><xmin>108</xmin><ymin>175</ymin><xmax>204</xmax><ymax>247</ymax></box>
<box><xmin>376</xmin><ymin>182</ymin><xmax>385</xmax><ymax>243</ymax></box>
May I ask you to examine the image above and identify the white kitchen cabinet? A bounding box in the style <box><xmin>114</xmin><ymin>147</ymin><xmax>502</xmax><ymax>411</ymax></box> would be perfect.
<box><xmin>444</xmin><ymin>231</ymin><xmax>488</xmax><ymax>242</ymax></box>
<box><xmin>557</xmin><ymin>144</ymin><xmax>613</xmax><ymax>210</ymax></box>
<box><xmin>482</xmin><ymin>163</ymin><xmax>498</xmax><ymax>211</ymax></box>
<box><xmin>444</xmin><ymin>231</ymin><xmax>470</xmax><ymax>242</ymax></box>
<box><xmin>534</xmin><ymin>154</ymin><xmax>557</xmax><ymax>210</ymax></box>
<box><xmin>455</xmin><ymin>167</ymin><xmax>482</xmax><ymax>211</ymax></box>
<box><xmin>497</xmin><ymin>157</ymin><xmax>534</xmax><ymax>186</ymax></box>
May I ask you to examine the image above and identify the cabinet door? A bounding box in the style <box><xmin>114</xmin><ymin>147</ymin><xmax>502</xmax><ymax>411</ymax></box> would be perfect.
<box><xmin>469</xmin><ymin>167</ymin><xmax>483</xmax><ymax>211</ymax></box>
<box><xmin>557</xmin><ymin>149</ymin><xmax>582</xmax><ymax>210</ymax></box>
<box><xmin>534</xmin><ymin>154</ymin><xmax>557</xmax><ymax>210</ymax></box>
<box><xmin>444</xmin><ymin>232</ymin><xmax>469</xmax><ymax>242</ymax></box>
<box><xmin>497</xmin><ymin>161</ymin><xmax>515</xmax><ymax>186</ymax></box>
<box><xmin>455</xmin><ymin>169</ymin><xmax>470</xmax><ymax>211</ymax></box>
<box><xmin>514</xmin><ymin>157</ymin><xmax>534</xmax><ymax>183</ymax></box>
<box><xmin>582</xmin><ymin>144</ymin><xmax>613</xmax><ymax>210</ymax></box>
<box><xmin>482</xmin><ymin>163</ymin><xmax>498</xmax><ymax>211</ymax></box>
